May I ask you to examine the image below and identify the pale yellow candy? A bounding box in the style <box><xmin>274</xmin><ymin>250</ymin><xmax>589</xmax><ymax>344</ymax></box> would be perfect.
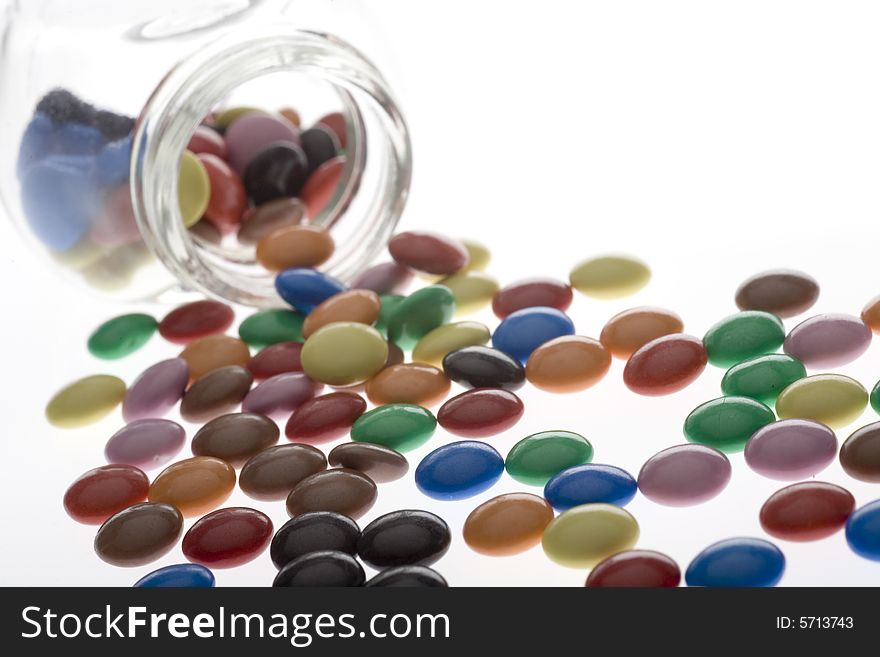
<box><xmin>461</xmin><ymin>239</ymin><xmax>491</xmax><ymax>271</ymax></box>
<box><xmin>412</xmin><ymin>321</ymin><xmax>491</xmax><ymax>366</ymax></box>
<box><xmin>438</xmin><ymin>270</ymin><xmax>499</xmax><ymax>316</ymax></box>
<box><xmin>214</xmin><ymin>106</ymin><xmax>262</xmax><ymax>127</ymax></box>
<box><xmin>570</xmin><ymin>255</ymin><xmax>650</xmax><ymax>299</ymax></box>
<box><xmin>51</xmin><ymin>240</ymin><xmax>108</xmax><ymax>271</ymax></box>
<box><xmin>46</xmin><ymin>374</ymin><xmax>126</xmax><ymax>429</ymax></box>
<box><xmin>542</xmin><ymin>503</ymin><xmax>639</xmax><ymax>568</ymax></box>
<box><xmin>301</xmin><ymin>322</ymin><xmax>389</xmax><ymax>386</ymax></box>
<box><xmin>178</xmin><ymin>150</ymin><xmax>210</xmax><ymax>228</ymax></box>
<box><xmin>776</xmin><ymin>374</ymin><xmax>868</xmax><ymax>429</ymax></box>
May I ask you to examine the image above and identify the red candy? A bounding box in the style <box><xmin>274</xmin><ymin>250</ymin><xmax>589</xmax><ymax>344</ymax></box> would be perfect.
<box><xmin>492</xmin><ymin>277</ymin><xmax>573</xmax><ymax>319</ymax></box>
<box><xmin>182</xmin><ymin>507</ymin><xmax>273</xmax><ymax>568</ymax></box>
<box><xmin>285</xmin><ymin>391</ymin><xmax>367</xmax><ymax>444</ymax></box>
<box><xmin>437</xmin><ymin>388</ymin><xmax>524</xmax><ymax>438</ymax></box>
<box><xmin>188</xmin><ymin>126</ymin><xmax>227</xmax><ymax>159</ymax></box>
<box><xmin>63</xmin><ymin>465</ymin><xmax>149</xmax><ymax>525</ymax></box>
<box><xmin>586</xmin><ymin>550</ymin><xmax>681</xmax><ymax>587</ymax></box>
<box><xmin>247</xmin><ymin>341</ymin><xmax>304</xmax><ymax>381</ymax></box>
<box><xmin>622</xmin><ymin>333</ymin><xmax>707</xmax><ymax>396</ymax></box>
<box><xmin>158</xmin><ymin>300</ymin><xmax>235</xmax><ymax>344</ymax></box>
<box><xmin>198</xmin><ymin>153</ymin><xmax>247</xmax><ymax>232</ymax></box>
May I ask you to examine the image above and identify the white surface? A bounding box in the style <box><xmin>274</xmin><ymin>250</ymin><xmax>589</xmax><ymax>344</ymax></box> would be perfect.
<box><xmin>1</xmin><ymin>0</ymin><xmax>880</xmax><ymax>586</ymax></box>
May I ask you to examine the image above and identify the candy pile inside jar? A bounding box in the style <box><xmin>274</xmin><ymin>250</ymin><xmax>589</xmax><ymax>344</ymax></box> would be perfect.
<box><xmin>41</xmin><ymin>96</ymin><xmax>880</xmax><ymax>588</ymax></box>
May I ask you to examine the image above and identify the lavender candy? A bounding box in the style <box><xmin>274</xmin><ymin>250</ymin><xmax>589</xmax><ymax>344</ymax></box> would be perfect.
<box><xmin>122</xmin><ymin>358</ymin><xmax>189</xmax><ymax>422</ymax></box>
<box><xmin>350</xmin><ymin>262</ymin><xmax>414</xmax><ymax>295</ymax></box>
<box><xmin>745</xmin><ymin>419</ymin><xmax>837</xmax><ymax>480</ymax></box>
<box><xmin>783</xmin><ymin>313</ymin><xmax>872</xmax><ymax>369</ymax></box>
<box><xmin>105</xmin><ymin>419</ymin><xmax>186</xmax><ymax>470</ymax></box>
<box><xmin>242</xmin><ymin>372</ymin><xmax>322</xmax><ymax>420</ymax></box>
<box><xmin>637</xmin><ymin>444</ymin><xmax>731</xmax><ymax>507</ymax></box>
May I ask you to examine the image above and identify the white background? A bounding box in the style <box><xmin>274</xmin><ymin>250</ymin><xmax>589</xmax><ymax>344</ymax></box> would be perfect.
<box><xmin>1</xmin><ymin>0</ymin><xmax>879</xmax><ymax>586</ymax></box>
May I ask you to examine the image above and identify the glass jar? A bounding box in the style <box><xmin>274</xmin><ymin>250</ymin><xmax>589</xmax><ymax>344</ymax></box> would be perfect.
<box><xmin>0</xmin><ymin>0</ymin><xmax>411</xmax><ymax>306</ymax></box>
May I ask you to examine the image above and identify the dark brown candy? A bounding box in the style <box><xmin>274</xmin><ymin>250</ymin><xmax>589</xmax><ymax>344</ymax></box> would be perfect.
<box><xmin>286</xmin><ymin>468</ymin><xmax>377</xmax><ymax>519</ymax></box>
<box><xmin>328</xmin><ymin>442</ymin><xmax>409</xmax><ymax>483</ymax></box>
<box><xmin>244</xmin><ymin>142</ymin><xmax>309</xmax><ymax>205</ymax></box>
<box><xmin>94</xmin><ymin>502</ymin><xmax>183</xmax><ymax>567</ymax></box>
<box><xmin>839</xmin><ymin>421</ymin><xmax>880</xmax><ymax>482</ymax></box>
<box><xmin>237</xmin><ymin>198</ymin><xmax>306</xmax><ymax>245</ymax></box>
<box><xmin>180</xmin><ymin>366</ymin><xmax>253</xmax><ymax>423</ymax></box>
<box><xmin>240</xmin><ymin>444</ymin><xmax>327</xmax><ymax>501</ymax></box>
<box><xmin>735</xmin><ymin>270</ymin><xmax>820</xmax><ymax>319</ymax></box>
<box><xmin>191</xmin><ymin>412</ymin><xmax>279</xmax><ymax>467</ymax></box>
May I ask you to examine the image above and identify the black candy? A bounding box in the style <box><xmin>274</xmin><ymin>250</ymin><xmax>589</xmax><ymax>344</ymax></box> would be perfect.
<box><xmin>270</xmin><ymin>511</ymin><xmax>360</xmax><ymax>570</ymax></box>
<box><xmin>36</xmin><ymin>89</ymin><xmax>96</xmax><ymax>126</ymax></box>
<box><xmin>273</xmin><ymin>550</ymin><xmax>365</xmax><ymax>587</ymax></box>
<box><xmin>300</xmin><ymin>125</ymin><xmax>340</xmax><ymax>173</ymax></box>
<box><xmin>358</xmin><ymin>510</ymin><xmax>451</xmax><ymax>569</ymax></box>
<box><xmin>93</xmin><ymin>110</ymin><xmax>135</xmax><ymax>141</ymax></box>
<box><xmin>244</xmin><ymin>142</ymin><xmax>309</xmax><ymax>205</ymax></box>
<box><xmin>442</xmin><ymin>346</ymin><xmax>526</xmax><ymax>391</ymax></box>
<box><xmin>365</xmin><ymin>565</ymin><xmax>448</xmax><ymax>587</ymax></box>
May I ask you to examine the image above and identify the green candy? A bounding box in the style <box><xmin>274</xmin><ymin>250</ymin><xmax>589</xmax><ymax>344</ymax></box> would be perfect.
<box><xmin>238</xmin><ymin>309</ymin><xmax>304</xmax><ymax>348</ymax></box>
<box><xmin>720</xmin><ymin>354</ymin><xmax>807</xmax><ymax>405</ymax></box>
<box><xmin>505</xmin><ymin>430</ymin><xmax>593</xmax><ymax>486</ymax></box>
<box><xmin>386</xmin><ymin>285</ymin><xmax>455</xmax><ymax>350</ymax></box>
<box><xmin>87</xmin><ymin>313</ymin><xmax>157</xmax><ymax>359</ymax></box>
<box><xmin>684</xmin><ymin>396</ymin><xmax>775</xmax><ymax>453</ymax></box>
<box><xmin>351</xmin><ymin>403</ymin><xmax>437</xmax><ymax>452</ymax></box>
<box><xmin>871</xmin><ymin>379</ymin><xmax>879</xmax><ymax>415</ymax></box>
<box><xmin>374</xmin><ymin>294</ymin><xmax>405</xmax><ymax>337</ymax></box>
<box><xmin>702</xmin><ymin>311</ymin><xmax>785</xmax><ymax>367</ymax></box>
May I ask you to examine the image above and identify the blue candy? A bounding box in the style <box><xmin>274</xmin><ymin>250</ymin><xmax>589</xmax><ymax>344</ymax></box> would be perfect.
<box><xmin>846</xmin><ymin>499</ymin><xmax>880</xmax><ymax>561</ymax></box>
<box><xmin>685</xmin><ymin>537</ymin><xmax>785</xmax><ymax>587</ymax></box>
<box><xmin>134</xmin><ymin>564</ymin><xmax>216</xmax><ymax>588</ymax></box>
<box><xmin>415</xmin><ymin>440</ymin><xmax>503</xmax><ymax>500</ymax></box>
<box><xmin>275</xmin><ymin>268</ymin><xmax>346</xmax><ymax>313</ymax></box>
<box><xmin>543</xmin><ymin>464</ymin><xmax>637</xmax><ymax>510</ymax></box>
<box><xmin>17</xmin><ymin>113</ymin><xmax>56</xmax><ymax>178</ymax></box>
<box><xmin>96</xmin><ymin>136</ymin><xmax>132</xmax><ymax>186</ymax></box>
<box><xmin>492</xmin><ymin>306</ymin><xmax>575</xmax><ymax>364</ymax></box>
<box><xmin>56</xmin><ymin>122</ymin><xmax>105</xmax><ymax>155</ymax></box>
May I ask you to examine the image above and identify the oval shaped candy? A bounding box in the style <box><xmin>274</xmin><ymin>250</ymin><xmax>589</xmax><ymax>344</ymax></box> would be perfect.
<box><xmin>301</xmin><ymin>322</ymin><xmax>388</xmax><ymax>386</ymax></box>
<box><xmin>244</xmin><ymin>142</ymin><xmax>309</xmax><ymax>205</ymax></box>
<box><xmin>600</xmin><ymin>307</ymin><xmax>684</xmax><ymax>359</ymax></box>
<box><xmin>301</xmin><ymin>124</ymin><xmax>340</xmax><ymax>172</ymax></box>
<box><xmin>192</xmin><ymin>412</ymin><xmax>279</xmax><ymax>467</ymax></box>
<box><xmin>257</xmin><ymin>224</ymin><xmax>334</xmax><ymax>272</ymax></box>
<box><xmin>46</xmin><ymin>374</ymin><xmax>126</xmax><ymax>429</ymax></box>
<box><xmin>270</xmin><ymin>512</ymin><xmax>359</xmax><ymax>570</ymax></box>
<box><xmin>846</xmin><ymin>499</ymin><xmax>880</xmax><ymax>561</ymax></box>
<box><xmin>442</xmin><ymin>345</ymin><xmax>525</xmax><ymax>391</ymax></box>
<box><xmin>134</xmin><ymin>563</ymin><xmax>215</xmax><ymax>588</ymax></box>
<box><xmin>188</xmin><ymin>125</ymin><xmax>227</xmax><ymax>159</ymax></box>
<box><xmin>178</xmin><ymin>150</ymin><xmax>210</xmax><ymax>227</ymax></box>
<box><xmin>463</xmin><ymin>493</ymin><xmax>554</xmax><ymax>556</ymax></box>
<box><xmin>544</xmin><ymin>464</ymin><xmax>637</xmax><ymax>510</ymax></box>
<box><xmin>839</xmin><ymin>421</ymin><xmax>880</xmax><ymax>482</ymax></box>
<box><xmin>247</xmin><ymin>342</ymin><xmax>303</xmax><ymax>381</ymax></box>
<box><xmin>158</xmin><ymin>300</ymin><xmax>234</xmax><ymax>344</ymax></box>
<box><xmin>623</xmin><ymin>334</ymin><xmax>707</xmax><ymax>396</ymax></box>
<box><xmin>199</xmin><ymin>153</ymin><xmax>246</xmax><ymax>230</ymax></box>
<box><xmin>95</xmin><ymin>502</ymin><xmax>183</xmax><ymax>567</ymax></box>
<box><xmin>783</xmin><ymin>313</ymin><xmax>872</xmax><ymax>369</ymax></box>
<box><xmin>569</xmin><ymin>255</ymin><xmax>650</xmax><ymax>299</ymax></box>
<box><xmin>225</xmin><ymin>111</ymin><xmax>300</xmax><ymax>175</ymax></box>
<box><xmin>351</xmin><ymin>403</ymin><xmax>437</xmax><ymax>452</ymax></box>
<box><xmin>637</xmin><ymin>444</ymin><xmax>731</xmax><ymax>506</ymax></box>
<box><xmin>179</xmin><ymin>365</ymin><xmax>253</xmax><ymax>423</ymax></box>
<box><xmin>505</xmin><ymin>430</ymin><xmax>593</xmax><ymax>486</ymax></box>
<box><xmin>542</xmin><ymin>503</ymin><xmax>639</xmax><ymax>568</ymax></box>
<box><xmin>438</xmin><ymin>271</ymin><xmax>499</xmax><ymax>315</ymax></box>
<box><xmin>358</xmin><ymin>510</ymin><xmax>451</xmax><ymax>568</ymax></box>
<box><xmin>285</xmin><ymin>391</ymin><xmax>367</xmax><ymax>443</ymax></box>
<box><xmin>238</xmin><ymin>309</ymin><xmax>304</xmax><ymax>348</ymax></box>
<box><xmin>702</xmin><ymin>311</ymin><xmax>785</xmax><ymax>367</ymax></box>
<box><xmin>87</xmin><ymin>313</ymin><xmax>157</xmax><ymax>359</ymax></box>
<box><xmin>328</xmin><ymin>442</ymin><xmax>409</xmax><ymax>483</ymax></box>
<box><xmin>388</xmin><ymin>231</ymin><xmax>469</xmax><ymax>275</ymax></box>
<box><xmin>760</xmin><ymin>482</ymin><xmax>854</xmax><ymax>541</ymax></box>
<box><xmin>64</xmin><ymin>464</ymin><xmax>149</xmax><ymax>525</ymax></box>
<box><xmin>302</xmin><ymin>289</ymin><xmax>381</xmax><ymax>339</ymax></box>
<box><xmin>386</xmin><ymin>285</ymin><xmax>456</xmax><ymax>350</ymax></box>
<box><xmin>684</xmin><ymin>396</ymin><xmax>775</xmax><ymax>452</ymax></box>
<box><xmin>775</xmin><ymin>374</ymin><xmax>867</xmax><ymax>429</ymax></box>
<box><xmin>685</xmin><ymin>537</ymin><xmax>785</xmax><ymax>587</ymax></box>
<box><xmin>366</xmin><ymin>363</ymin><xmax>450</xmax><ymax>407</ymax></box>
<box><xmin>735</xmin><ymin>269</ymin><xmax>819</xmax><ymax>318</ymax></box>
<box><xmin>744</xmin><ymin>419</ymin><xmax>837</xmax><ymax>480</ymax></box>
<box><xmin>242</xmin><ymin>372</ymin><xmax>319</xmax><ymax>419</ymax></box>
<box><xmin>586</xmin><ymin>550</ymin><xmax>681</xmax><ymax>588</ymax></box>
<box><xmin>492</xmin><ymin>277</ymin><xmax>573</xmax><ymax>319</ymax></box>
<box><xmin>412</xmin><ymin>321</ymin><xmax>491</xmax><ymax>366</ymax></box>
<box><xmin>437</xmin><ymin>388</ymin><xmax>524</xmax><ymax>438</ymax></box>
<box><xmin>178</xmin><ymin>335</ymin><xmax>250</xmax><ymax>383</ymax></box>
<box><xmin>105</xmin><ymin>419</ymin><xmax>186</xmax><ymax>470</ymax></box>
<box><xmin>862</xmin><ymin>295</ymin><xmax>880</xmax><ymax>333</ymax></box>
<box><xmin>240</xmin><ymin>444</ymin><xmax>327</xmax><ymax>501</ymax></box>
<box><xmin>365</xmin><ymin>565</ymin><xmax>448</xmax><ymax>587</ymax></box>
<box><xmin>273</xmin><ymin>550</ymin><xmax>365</xmax><ymax>587</ymax></box>
<box><xmin>525</xmin><ymin>335</ymin><xmax>611</xmax><ymax>393</ymax></box>
<box><xmin>300</xmin><ymin>156</ymin><xmax>345</xmax><ymax>218</ymax></box>
<box><xmin>415</xmin><ymin>441</ymin><xmax>504</xmax><ymax>500</ymax></box>
<box><xmin>286</xmin><ymin>468</ymin><xmax>377</xmax><ymax>519</ymax></box>
<box><xmin>182</xmin><ymin>507</ymin><xmax>273</xmax><ymax>568</ymax></box>
<box><xmin>123</xmin><ymin>358</ymin><xmax>189</xmax><ymax>422</ymax></box>
<box><xmin>275</xmin><ymin>268</ymin><xmax>346</xmax><ymax>314</ymax></box>
<box><xmin>720</xmin><ymin>354</ymin><xmax>806</xmax><ymax>405</ymax></box>
<box><xmin>148</xmin><ymin>456</ymin><xmax>236</xmax><ymax>518</ymax></box>
<box><xmin>492</xmin><ymin>306</ymin><xmax>575</xmax><ymax>365</ymax></box>
<box><xmin>237</xmin><ymin>198</ymin><xmax>306</xmax><ymax>245</ymax></box>
<box><xmin>350</xmin><ymin>261</ymin><xmax>414</xmax><ymax>295</ymax></box>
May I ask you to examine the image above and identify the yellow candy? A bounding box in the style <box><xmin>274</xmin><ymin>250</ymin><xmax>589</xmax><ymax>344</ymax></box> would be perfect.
<box><xmin>570</xmin><ymin>255</ymin><xmax>650</xmax><ymax>299</ymax></box>
<box><xmin>46</xmin><ymin>374</ymin><xmax>126</xmax><ymax>429</ymax></box>
<box><xmin>301</xmin><ymin>322</ymin><xmax>388</xmax><ymax>386</ymax></box>
<box><xmin>178</xmin><ymin>150</ymin><xmax>210</xmax><ymax>228</ymax></box>
<box><xmin>776</xmin><ymin>374</ymin><xmax>868</xmax><ymax>429</ymax></box>
<box><xmin>542</xmin><ymin>503</ymin><xmax>639</xmax><ymax>568</ymax></box>
<box><xmin>412</xmin><ymin>321</ymin><xmax>491</xmax><ymax>366</ymax></box>
<box><xmin>438</xmin><ymin>271</ymin><xmax>499</xmax><ymax>316</ymax></box>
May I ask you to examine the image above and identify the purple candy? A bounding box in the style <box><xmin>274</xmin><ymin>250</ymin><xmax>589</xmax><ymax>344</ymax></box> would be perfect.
<box><xmin>783</xmin><ymin>313</ymin><xmax>872</xmax><ymax>369</ymax></box>
<box><xmin>350</xmin><ymin>262</ymin><xmax>414</xmax><ymax>295</ymax></box>
<box><xmin>104</xmin><ymin>419</ymin><xmax>186</xmax><ymax>470</ymax></box>
<box><xmin>241</xmin><ymin>372</ymin><xmax>321</xmax><ymax>420</ymax></box>
<box><xmin>637</xmin><ymin>444</ymin><xmax>731</xmax><ymax>507</ymax></box>
<box><xmin>122</xmin><ymin>358</ymin><xmax>189</xmax><ymax>422</ymax></box>
<box><xmin>224</xmin><ymin>112</ymin><xmax>301</xmax><ymax>175</ymax></box>
<box><xmin>745</xmin><ymin>419</ymin><xmax>837</xmax><ymax>480</ymax></box>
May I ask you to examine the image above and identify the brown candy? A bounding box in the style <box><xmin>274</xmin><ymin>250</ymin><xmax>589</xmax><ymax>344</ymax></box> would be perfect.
<box><xmin>179</xmin><ymin>365</ymin><xmax>253</xmax><ymax>423</ymax></box>
<box><xmin>191</xmin><ymin>412</ymin><xmax>279</xmax><ymax>467</ymax></box>
<box><xmin>237</xmin><ymin>198</ymin><xmax>306</xmax><ymax>245</ymax></box>
<box><xmin>148</xmin><ymin>456</ymin><xmax>236</xmax><ymax>517</ymax></box>
<box><xmin>600</xmin><ymin>306</ymin><xmax>684</xmax><ymax>359</ymax></box>
<box><xmin>839</xmin><ymin>421</ymin><xmax>880</xmax><ymax>482</ymax></box>
<box><xmin>94</xmin><ymin>502</ymin><xmax>183</xmax><ymax>567</ymax></box>
<box><xmin>734</xmin><ymin>269</ymin><xmax>820</xmax><ymax>319</ymax></box>
<box><xmin>365</xmin><ymin>363</ymin><xmax>451</xmax><ymax>407</ymax></box>
<box><xmin>387</xmin><ymin>231</ymin><xmax>469</xmax><ymax>275</ymax></box>
<box><xmin>286</xmin><ymin>468</ymin><xmax>377</xmax><ymax>519</ymax></box>
<box><xmin>179</xmin><ymin>335</ymin><xmax>251</xmax><ymax>383</ymax></box>
<box><xmin>525</xmin><ymin>335</ymin><xmax>611</xmax><ymax>393</ymax></box>
<box><xmin>239</xmin><ymin>444</ymin><xmax>328</xmax><ymax>501</ymax></box>
<box><xmin>256</xmin><ymin>224</ymin><xmax>335</xmax><ymax>271</ymax></box>
<box><xmin>328</xmin><ymin>442</ymin><xmax>409</xmax><ymax>483</ymax></box>
<box><xmin>463</xmin><ymin>493</ymin><xmax>554</xmax><ymax>556</ymax></box>
<box><xmin>302</xmin><ymin>289</ymin><xmax>382</xmax><ymax>339</ymax></box>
